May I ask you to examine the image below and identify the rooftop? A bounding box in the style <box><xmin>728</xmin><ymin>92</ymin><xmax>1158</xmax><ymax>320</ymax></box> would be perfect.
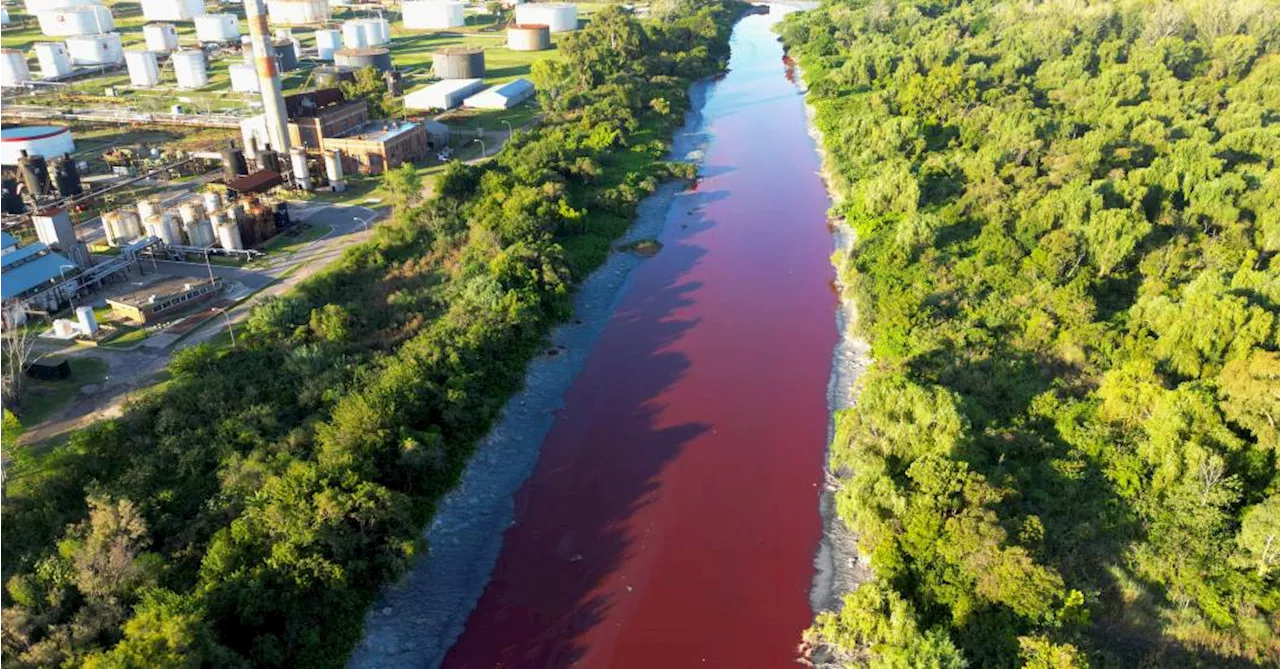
<box><xmin>1</xmin><ymin>243</ymin><xmax>75</xmax><ymax>302</ymax></box>
<box><xmin>1</xmin><ymin>231</ymin><xmax>17</xmax><ymax>249</ymax></box>
<box><xmin>335</xmin><ymin>120</ymin><xmax>421</xmax><ymax>144</ymax></box>
<box><xmin>227</xmin><ymin>170</ymin><xmax>284</xmax><ymax>193</ymax></box>
<box><xmin>109</xmin><ymin>276</ymin><xmax>219</xmax><ymax>308</ymax></box>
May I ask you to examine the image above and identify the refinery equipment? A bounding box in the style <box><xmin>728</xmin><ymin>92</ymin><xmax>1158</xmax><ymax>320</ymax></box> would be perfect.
<box><xmin>266</xmin><ymin>0</ymin><xmax>329</xmax><ymax>25</ymax></box>
<box><xmin>18</xmin><ymin>152</ymin><xmax>52</xmax><ymax>198</ymax></box>
<box><xmin>33</xmin><ymin>207</ymin><xmax>90</xmax><ymax>267</ymax></box>
<box><xmin>145</xmin><ymin>212</ymin><xmax>182</xmax><ymax>246</ymax></box>
<box><xmin>179</xmin><ymin>202</ymin><xmax>216</xmax><ymax>246</ymax></box>
<box><xmin>102</xmin><ymin>208</ymin><xmax>144</xmax><ymax>246</ymax></box>
<box><xmin>52</xmin><ymin>154</ymin><xmax>82</xmax><ymax>197</ymax></box>
<box><xmin>433</xmin><ymin>46</ymin><xmax>484</xmax><ymax>79</ymax></box>
<box><xmin>202</xmin><ymin>190</ymin><xmax>222</xmax><ymax>214</ymax></box>
<box><xmin>124</xmin><ymin>49</ymin><xmax>160</xmax><ymax>86</ymax></box>
<box><xmin>36</xmin><ymin>5</ymin><xmax>114</xmax><ymax>37</ymax></box>
<box><xmin>289</xmin><ymin>146</ymin><xmax>311</xmax><ymax>190</ymax></box>
<box><xmin>515</xmin><ymin>3</ymin><xmax>577</xmax><ymax>32</ymax></box>
<box><xmin>229</xmin><ymin>63</ymin><xmax>259</xmax><ymax>92</ymax></box>
<box><xmin>66</xmin><ymin>32</ymin><xmax>123</xmax><ymax>65</ymax></box>
<box><xmin>403</xmin><ymin>1</ymin><xmax>465</xmax><ymax>30</ymax></box>
<box><xmin>195</xmin><ymin>14</ymin><xmax>239</xmax><ymax>42</ymax></box>
<box><xmin>272</xmin><ymin>38</ymin><xmax>299</xmax><ymax>71</ymax></box>
<box><xmin>214</xmin><ymin>212</ymin><xmax>243</xmax><ymax>250</ymax></box>
<box><xmin>324</xmin><ymin>149</ymin><xmax>345</xmax><ymax>192</ymax></box>
<box><xmin>508</xmin><ymin>23</ymin><xmax>551</xmax><ymax>51</ymax></box>
<box><xmin>315</xmin><ymin>28</ymin><xmax>341</xmax><ymax>59</ymax></box>
<box><xmin>1</xmin><ymin>48</ymin><xmax>31</xmax><ymax>87</ymax></box>
<box><xmin>244</xmin><ymin>0</ymin><xmax>292</xmax><ymax>158</ymax></box>
<box><xmin>143</xmin><ymin>22</ymin><xmax>179</xmax><ymax>51</ymax></box>
<box><xmin>76</xmin><ymin>305</ymin><xmax>99</xmax><ymax>335</ymax></box>
<box><xmin>137</xmin><ymin>197</ymin><xmax>158</xmax><ymax>220</ymax></box>
<box><xmin>172</xmin><ymin>49</ymin><xmax>209</xmax><ymax>88</ymax></box>
<box><xmin>2</xmin><ymin>126</ymin><xmax>75</xmax><ymax>166</ymax></box>
<box><xmin>33</xmin><ymin>42</ymin><xmax>72</xmax><ymax>78</ymax></box>
<box><xmin>335</xmin><ymin>47</ymin><xmax>391</xmax><ymax>72</ymax></box>
<box><xmin>2</xmin><ymin>179</ymin><xmax>24</xmax><ymax>215</ymax></box>
<box><xmin>220</xmin><ymin>144</ymin><xmax>249</xmax><ymax>179</ymax></box>
<box><xmin>140</xmin><ymin>0</ymin><xmax>204</xmax><ymax>22</ymax></box>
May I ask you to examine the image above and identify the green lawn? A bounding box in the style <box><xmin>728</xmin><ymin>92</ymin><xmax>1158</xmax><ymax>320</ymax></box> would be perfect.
<box><xmin>14</xmin><ymin>356</ymin><xmax>110</xmax><ymax>426</ymax></box>
<box><xmin>260</xmin><ymin>223</ymin><xmax>332</xmax><ymax>254</ymax></box>
<box><xmin>101</xmin><ymin>324</ymin><xmax>148</xmax><ymax>348</ymax></box>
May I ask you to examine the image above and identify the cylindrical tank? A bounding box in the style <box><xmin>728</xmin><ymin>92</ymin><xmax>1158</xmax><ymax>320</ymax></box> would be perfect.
<box><xmin>65</xmin><ymin>33</ymin><xmax>123</xmax><ymax>65</ymax></box>
<box><xmin>184</xmin><ymin>217</ymin><xmax>215</xmax><ymax>247</ymax></box>
<box><xmin>215</xmin><ymin>214</ymin><xmax>244</xmax><ymax>250</ymax></box>
<box><xmin>360</xmin><ymin>18</ymin><xmax>389</xmax><ymax>46</ymax></box>
<box><xmin>18</xmin><ymin>152</ymin><xmax>51</xmax><ymax>198</ymax></box>
<box><xmin>172</xmin><ymin>49</ymin><xmax>208</xmax><ymax>89</ymax></box>
<box><xmin>229</xmin><ymin>62</ymin><xmax>259</xmax><ymax>92</ymax></box>
<box><xmin>195</xmin><ymin>14</ymin><xmax>239</xmax><ymax>42</ymax></box>
<box><xmin>33</xmin><ymin>42</ymin><xmax>72</xmax><ymax>79</ymax></box>
<box><xmin>202</xmin><ymin>191</ymin><xmax>221</xmax><ymax>213</ymax></box>
<box><xmin>1</xmin><ymin>48</ymin><xmax>31</xmax><ymax>86</ymax></box>
<box><xmin>272</xmin><ymin>39</ymin><xmax>298</xmax><ymax>72</ymax></box>
<box><xmin>342</xmin><ymin>20</ymin><xmax>367</xmax><ymax>49</ymax></box>
<box><xmin>334</xmin><ymin>47</ymin><xmax>391</xmax><ymax>72</ymax></box>
<box><xmin>36</xmin><ymin>5</ymin><xmax>114</xmax><ymax>37</ymax></box>
<box><xmin>1</xmin><ymin>125</ymin><xmax>75</xmax><ymax>165</ymax></box>
<box><xmin>143</xmin><ymin>22</ymin><xmax>178</xmax><ymax>52</ymax></box>
<box><xmin>140</xmin><ymin>0</ymin><xmax>205</xmax><ymax>22</ymax></box>
<box><xmin>116</xmin><ymin>207</ymin><xmax>143</xmax><ymax>241</ymax></box>
<box><xmin>124</xmin><ymin>49</ymin><xmax>160</xmax><ymax>87</ymax></box>
<box><xmin>137</xmin><ymin>198</ymin><xmax>159</xmax><ymax>220</ymax></box>
<box><xmin>515</xmin><ymin>3</ymin><xmax>576</xmax><ymax>32</ymax></box>
<box><xmin>52</xmin><ymin>153</ymin><xmax>82</xmax><ymax>197</ymax></box>
<box><xmin>265</xmin><ymin>0</ymin><xmax>329</xmax><ymax>25</ymax></box>
<box><xmin>507</xmin><ymin>23</ymin><xmax>551</xmax><ymax>51</ymax></box>
<box><xmin>221</xmin><ymin>146</ymin><xmax>248</xmax><ymax>179</ymax></box>
<box><xmin>324</xmin><ymin>149</ymin><xmax>344</xmax><ymax>192</ymax></box>
<box><xmin>403</xmin><ymin>0</ymin><xmax>464</xmax><ymax>30</ymax></box>
<box><xmin>314</xmin><ymin>65</ymin><xmax>341</xmax><ymax>87</ymax></box>
<box><xmin>75</xmin><ymin>305</ymin><xmax>98</xmax><ymax>335</ymax></box>
<box><xmin>1</xmin><ymin>178</ymin><xmax>25</xmax><ymax>215</ymax></box>
<box><xmin>146</xmin><ymin>213</ymin><xmax>182</xmax><ymax>246</ymax></box>
<box><xmin>178</xmin><ymin>201</ymin><xmax>204</xmax><ymax>226</ymax></box>
<box><xmin>433</xmin><ymin>47</ymin><xmax>484</xmax><ymax>79</ymax></box>
<box><xmin>290</xmin><ymin>146</ymin><xmax>311</xmax><ymax>190</ymax></box>
<box><xmin>315</xmin><ymin>28</ymin><xmax>341</xmax><ymax>60</ymax></box>
<box><xmin>1</xmin><ymin>9</ymin><xmax>9</xmax><ymax>26</ymax></box>
<box><xmin>258</xmin><ymin>148</ymin><xmax>281</xmax><ymax>173</ymax></box>
<box><xmin>101</xmin><ymin>210</ymin><xmax>122</xmax><ymax>246</ymax></box>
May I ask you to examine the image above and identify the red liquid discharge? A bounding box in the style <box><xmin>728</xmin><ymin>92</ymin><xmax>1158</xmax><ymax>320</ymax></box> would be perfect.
<box><xmin>444</xmin><ymin>12</ymin><xmax>836</xmax><ymax>668</ymax></box>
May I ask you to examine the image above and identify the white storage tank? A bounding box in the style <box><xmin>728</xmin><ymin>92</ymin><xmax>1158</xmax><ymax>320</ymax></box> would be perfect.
<box><xmin>34</xmin><ymin>42</ymin><xmax>73</xmax><ymax>79</ymax></box>
<box><xmin>137</xmin><ymin>198</ymin><xmax>158</xmax><ymax>220</ymax></box>
<box><xmin>202</xmin><ymin>191</ymin><xmax>221</xmax><ymax>214</ymax></box>
<box><xmin>172</xmin><ymin>49</ymin><xmax>208</xmax><ymax>89</ymax></box>
<box><xmin>75</xmin><ymin>305</ymin><xmax>98</xmax><ymax>335</ymax></box>
<box><xmin>66</xmin><ymin>32</ymin><xmax>123</xmax><ymax>65</ymax></box>
<box><xmin>266</xmin><ymin>0</ymin><xmax>329</xmax><ymax>25</ymax></box>
<box><xmin>369</xmin><ymin>17</ymin><xmax>390</xmax><ymax>44</ymax></box>
<box><xmin>124</xmin><ymin>49</ymin><xmax>160</xmax><ymax>87</ymax></box>
<box><xmin>0</xmin><ymin>125</ymin><xmax>76</xmax><ymax>165</ymax></box>
<box><xmin>2</xmin><ymin>50</ymin><xmax>33</xmax><ymax>87</ymax></box>
<box><xmin>515</xmin><ymin>3</ymin><xmax>576</xmax><ymax>32</ymax></box>
<box><xmin>36</xmin><ymin>5</ymin><xmax>114</xmax><ymax>37</ymax></box>
<box><xmin>146</xmin><ymin>213</ymin><xmax>182</xmax><ymax>246</ymax></box>
<box><xmin>140</xmin><ymin>0</ymin><xmax>204</xmax><ymax>22</ymax></box>
<box><xmin>1</xmin><ymin>9</ymin><xmax>10</xmax><ymax>26</ymax></box>
<box><xmin>290</xmin><ymin>146</ymin><xmax>311</xmax><ymax>190</ymax></box>
<box><xmin>403</xmin><ymin>1</ymin><xmax>465</xmax><ymax>30</ymax></box>
<box><xmin>214</xmin><ymin>215</ymin><xmax>244</xmax><ymax>250</ymax></box>
<box><xmin>507</xmin><ymin>23</ymin><xmax>551</xmax><ymax>51</ymax></box>
<box><xmin>195</xmin><ymin>14</ymin><xmax>239</xmax><ymax>42</ymax></box>
<box><xmin>324</xmin><ymin>149</ymin><xmax>344</xmax><ymax>192</ymax></box>
<box><xmin>229</xmin><ymin>62</ymin><xmax>259</xmax><ymax>92</ymax></box>
<box><xmin>143</xmin><ymin>22</ymin><xmax>178</xmax><ymax>52</ymax></box>
<box><xmin>314</xmin><ymin>28</ymin><xmax>341</xmax><ymax>59</ymax></box>
<box><xmin>342</xmin><ymin>19</ymin><xmax>368</xmax><ymax>49</ymax></box>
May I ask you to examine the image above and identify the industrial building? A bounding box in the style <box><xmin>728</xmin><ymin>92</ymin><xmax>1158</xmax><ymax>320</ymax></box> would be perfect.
<box><xmin>322</xmin><ymin>120</ymin><xmax>429</xmax><ymax>175</ymax></box>
<box><xmin>405</xmin><ymin>78</ymin><xmax>484</xmax><ymax>111</ymax></box>
<box><xmin>1</xmin><ymin>230</ymin><xmax>78</xmax><ymax>326</ymax></box>
<box><xmin>107</xmin><ymin>276</ymin><xmax>223</xmax><ymax>324</ymax></box>
<box><xmin>241</xmin><ymin>88</ymin><xmax>370</xmax><ymax>152</ymax></box>
<box><xmin>464</xmin><ymin>78</ymin><xmax>535</xmax><ymax>109</ymax></box>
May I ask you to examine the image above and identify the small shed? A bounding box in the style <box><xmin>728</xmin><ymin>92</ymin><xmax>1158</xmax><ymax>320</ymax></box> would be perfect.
<box><xmin>464</xmin><ymin>78</ymin><xmax>535</xmax><ymax>110</ymax></box>
<box><xmin>404</xmin><ymin>79</ymin><xmax>484</xmax><ymax>111</ymax></box>
<box><xmin>422</xmin><ymin>119</ymin><xmax>450</xmax><ymax>148</ymax></box>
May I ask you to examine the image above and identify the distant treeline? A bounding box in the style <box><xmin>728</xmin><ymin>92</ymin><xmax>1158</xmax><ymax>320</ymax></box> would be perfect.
<box><xmin>0</xmin><ymin>1</ymin><xmax>741</xmax><ymax>666</ymax></box>
<box><xmin>782</xmin><ymin>0</ymin><xmax>1279</xmax><ymax>666</ymax></box>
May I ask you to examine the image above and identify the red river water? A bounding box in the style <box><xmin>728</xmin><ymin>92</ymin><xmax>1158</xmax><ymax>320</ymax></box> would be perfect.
<box><xmin>444</xmin><ymin>9</ymin><xmax>836</xmax><ymax>667</ymax></box>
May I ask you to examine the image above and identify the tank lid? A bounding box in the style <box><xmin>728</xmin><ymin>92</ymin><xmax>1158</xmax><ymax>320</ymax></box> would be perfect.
<box><xmin>509</xmin><ymin>23</ymin><xmax>550</xmax><ymax>30</ymax></box>
<box><xmin>435</xmin><ymin>46</ymin><xmax>483</xmax><ymax>55</ymax></box>
<box><xmin>1</xmin><ymin>125</ymin><xmax>71</xmax><ymax>142</ymax></box>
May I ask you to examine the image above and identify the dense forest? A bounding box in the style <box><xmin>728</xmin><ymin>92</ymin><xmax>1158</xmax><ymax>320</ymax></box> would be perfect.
<box><xmin>0</xmin><ymin>2</ymin><xmax>740</xmax><ymax>665</ymax></box>
<box><xmin>781</xmin><ymin>0</ymin><xmax>1279</xmax><ymax>666</ymax></box>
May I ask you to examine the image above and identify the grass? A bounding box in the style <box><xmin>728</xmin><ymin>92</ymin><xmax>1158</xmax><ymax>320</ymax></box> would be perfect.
<box><xmin>100</xmin><ymin>324</ymin><xmax>148</xmax><ymax>348</ymax></box>
<box><xmin>14</xmin><ymin>356</ymin><xmax>111</xmax><ymax>426</ymax></box>
<box><xmin>618</xmin><ymin>238</ymin><xmax>664</xmax><ymax>256</ymax></box>
<box><xmin>260</xmin><ymin>223</ymin><xmax>333</xmax><ymax>255</ymax></box>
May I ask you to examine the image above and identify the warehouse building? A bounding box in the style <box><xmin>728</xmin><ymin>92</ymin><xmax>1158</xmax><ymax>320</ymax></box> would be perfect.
<box><xmin>323</xmin><ymin>120</ymin><xmax>429</xmax><ymax>175</ymax></box>
<box><xmin>1</xmin><ymin>230</ymin><xmax>78</xmax><ymax>327</ymax></box>
<box><xmin>464</xmin><ymin>78</ymin><xmax>535</xmax><ymax>109</ymax></box>
<box><xmin>107</xmin><ymin>276</ymin><xmax>223</xmax><ymax>325</ymax></box>
<box><xmin>404</xmin><ymin>78</ymin><xmax>484</xmax><ymax>111</ymax></box>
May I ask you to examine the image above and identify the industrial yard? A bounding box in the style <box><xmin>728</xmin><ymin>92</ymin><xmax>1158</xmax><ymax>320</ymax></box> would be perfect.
<box><xmin>0</xmin><ymin>0</ymin><xmax>604</xmax><ymax>441</ymax></box>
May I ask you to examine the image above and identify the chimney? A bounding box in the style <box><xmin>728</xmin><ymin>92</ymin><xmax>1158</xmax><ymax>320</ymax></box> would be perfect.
<box><xmin>244</xmin><ymin>0</ymin><xmax>291</xmax><ymax>158</ymax></box>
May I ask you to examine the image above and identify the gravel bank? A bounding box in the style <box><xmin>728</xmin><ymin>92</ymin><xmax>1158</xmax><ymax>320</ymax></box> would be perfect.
<box><xmin>346</xmin><ymin>81</ymin><xmax>714</xmax><ymax>669</ymax></box>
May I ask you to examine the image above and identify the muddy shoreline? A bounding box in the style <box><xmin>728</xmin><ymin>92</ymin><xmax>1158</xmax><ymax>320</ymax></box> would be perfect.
<box><xmin>346</xmin><ymin>82</ymin><xmax>714</xmax><ymax>669</ymax></box>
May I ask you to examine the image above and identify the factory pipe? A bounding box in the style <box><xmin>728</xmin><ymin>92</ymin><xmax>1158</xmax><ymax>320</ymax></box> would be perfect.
<box><xmin>244</xmin><ymin>0</ymin><xmax>291</xmax><ymax>158</ymax></box>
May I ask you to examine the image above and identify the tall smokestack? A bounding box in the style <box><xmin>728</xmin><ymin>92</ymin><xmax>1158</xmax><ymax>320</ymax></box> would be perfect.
<box><xmin>245</xmin><ymin>0</ymin><xmax>291</xmax><ymax>160</ymax></box>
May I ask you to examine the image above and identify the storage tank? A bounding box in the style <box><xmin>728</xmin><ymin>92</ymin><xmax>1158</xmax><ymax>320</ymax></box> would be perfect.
<box><xmin>1</xmin><ymin>126</ymin><xmax>75</xmax><ymax>165</ymax></box>
<box><xmin>290</xmin><ymin>146</ymin><xmax>311</xmax><ymax>190</ymax></box>
<box><xmin>324</xmin><ymin>149</ymin><xmax>344</xmax><ymax>192</ymax></box>
<box><xmin>202</xmin><ymin>190</ymin><xmax>222</xmax><ymax>213</ymax></box>
<box><xmin>66</xmin><ymin>32</ymin><xmax>123</xmax><ymax>65</ymax></box>
<box><xmin>75</xmin><ymin>305</ymin><xmax>98</xmax><ymax>335</ymax></box>
<box><xmin>172</xmin><ymin>49</ymin><xmax>208</xmax><ymax>88</ymax></box>
<box><xmin>507</xmin><ymin>23</ymin><xmax>551</xmax><ymax>51</ymax></box>
<box><xmin>313</xmin><ymin>65</ymin><xmax>345</xmax><ymax>87</ymax></box>
<box><xmin>361</xmin><ymin>18</ymin><xmax>389</xmax><ymax>46</ymax></box>
<box><xmin>140</xmin><ymin>0</ymin><xmax>204</xmax><ymax>22</ymax></box>
<box><xmin>515</xmin><ymin>3</ymin><xmax>576</xmax><ymax>32</ymax></box>
<box><xmin>102</xmin><ymin>208</ymin><xmax>143</xmax><ymax>245</ymax></box>
<box><xmin>220</xmin><ymin>145</ymin><xmax>248</xmax><ymax>178</ymax></box>
<box><xmin>272</xmin><ymin>39</ymin><xmax>298</xmax><ymax>71</ymax></box>
<box><xmin>315</xmin><ymin>28</ymin><xmax>341</xmax><ymax>59</ymax></box>
<box><xmin>101</xmin><ymin>210</ymin><xmax>123</xmax><ymax>245</ymax></box>
<box><xmin>1</xmin><ymin>9</ymin><xmax>10</xmax><ymax>26</ymax></box>
<box><xmin>1</xmin><ymin>49</ymin><xmax>31</xmax><ymax>87</ymax></box>
<box><xmin>195</xmin><ymin>14</ymin><xmax>239</xmax><ymax>42</ymax></box>
<box><xmin>433</xmin><ymin>47</ymin><xmax>484</xmax><ymax>79</ymax></box>
<box><xmin>52</xmin><ymin>154</ymin><xmax>82</xmax><ymax>197</ymax></box>
<box><xmin>146</xmin><ymin>213</ymin><xmax>182</xmax><ymax>246</ymax></box>
<box><xmin>185</xmin><ymin>218</ymin><xmax>215</xmax><ymax>247</ymax></box>
<box><xmin>403</xmin><ymin>1</ymin><xmax>464</xmax><ymax>30</ymax></box>
<box><xmin>229</xmin><ymin>62</ymin><xmax>259</xmax><ymax>92</ymax></box>
<box><xmin>214</xmin><ymin>214</ymin><xmax>244</xmax><ymax>250</ymax></box>
<box><xmin>124</xmin><ymin>49</ymin><xmax>160</xmax><ymax>86</ymax></box>
<box><xmin>18</xmin><ymin>153</ymin><xmax>51</xmax><ymax>197</ymax></box>
<box><xmin>266</xmin><ymin>0</ymin><xmax>329</xmax><ymax>25</ymax></box>
<box><xmin>34</xmin><ymin>42</ymin><xmax>72</xmax><ymax>79</ymax></box>
<box><xmin>178</xmin><ymin>201</ymin><xmax>203</xmax><ymax>226</ymax></box>
<box><xmin>36</xmin><ymin>5</ymin><xmax>114</xmax><ymax>37</ymax></box>
<box><xmin>143</xmin><ymin>22</ymin><xmax>178</xmax><ymax>52</ymax></box>
<box><xmin>2</xmin><ymin>178</ymin><xmax>26</xmax><ymax>215</ymax></box>
<box><xmin>137</xmin><ymin>198</ymin><xmax>159</xmax><ymax>221</ymax></box>
<box><xmin>342</xmin><ymin>19</ymin><xmax>368</xmax><ymax>49</ymax></box>
<box><xmin>334</xmin><ymin>47</ymin><xmax>391</xmax><ymax>72</ymax></box>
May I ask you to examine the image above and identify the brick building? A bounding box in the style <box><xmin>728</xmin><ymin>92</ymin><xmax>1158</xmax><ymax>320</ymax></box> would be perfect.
<box><xmin>323</xmin><ymin>120</ymin><xmax>430</xmax><ymax>175</ymax></box>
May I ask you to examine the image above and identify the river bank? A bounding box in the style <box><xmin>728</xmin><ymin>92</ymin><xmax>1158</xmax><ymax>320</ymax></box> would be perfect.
<box><xmin>346</xmin><ymin>82</ymin><xmax>715</xmax><ymax>669</ymax></box>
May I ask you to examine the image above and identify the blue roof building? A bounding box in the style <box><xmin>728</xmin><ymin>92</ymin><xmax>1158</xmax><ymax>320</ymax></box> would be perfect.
<box><xmin>1</xmin><ymin>240</ymin><xmax>75</xmax><ymax>303</ymax></box>
<box><xmin>1</xmin><ymin>231</ymin><xmax>18</xmax><ymax>253</ymax></box>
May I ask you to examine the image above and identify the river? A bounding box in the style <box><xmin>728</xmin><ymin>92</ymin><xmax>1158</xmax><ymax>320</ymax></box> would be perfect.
<box><xmin>441</xmin><ymin>7</ymin><xmax>837</xmax><ymax>667</ymax></box>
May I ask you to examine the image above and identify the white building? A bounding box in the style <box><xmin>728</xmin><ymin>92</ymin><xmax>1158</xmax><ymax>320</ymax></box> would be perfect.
<box><xmin>464</xmin><ymin>78</ymin><xmax>535</xmax><ymax>109</ymax></box>
<box><xmin>404</xmin><ymin>78</ymin><xmax>484</xmax><ymax>111</ymax></box>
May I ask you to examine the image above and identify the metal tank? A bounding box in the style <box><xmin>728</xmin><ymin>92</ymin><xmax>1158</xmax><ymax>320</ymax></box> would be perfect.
<box><xmin>315</xmin><ymin>28</ymin><xmax>341</xmax><ymax>60</ymax></box>
<box><xmin>140</xmin><ymin>0</ymin><xmax>204</xmax><ymax>21</ymax></box>
<box><xmin>433</xmin><ymin>47</ymin><xmax>484</xmax><ymax>79</ymax></box>
<box><xmin>52</xmin><ymin>154</ymin><xmax>82</xmax><ymax>197</ymax></box>
<box><xmin>324</xmin><ymin>149</ymin><xmax>344</xmax><ymax>192</ymax></box>
<box><xmin>195</xmin><ymin>14</ymin><xmax>239</xmax><ymax>42</ymax></box>
<box><xmin>18</xmin><ymin>152</ymin><xmax>51</xmax><ymax>198</ymax></box>
<box><xmin>36</xmin><ymin>5</ymin><xmax>114</xmax><ymax>37</ymax></box>
<box><xmin>184</xmin><ymin>216</ymin><xmax>216</xmax><ymax>247</ymax></box>
<box><xmin>403</xmin><ymin>1</ymin><xmax>465</xmax><ymax>30</ymax></box>
<box><xmin>214</xmin><ymin>213</ymin><xmax>244</xmax><ymax>250</ymax></box>
<box><xmin>33</xmin><ymin>42</ymin><xmax>72</xmax><ymax>79</ymax></box>
<box><xmin>265</xmin><ymin>0</ymin><xmax>329</xmax><ymax>25</ymax></box>
<box><xmin>290</xmin><ymin>147</ymin><xmax>311</xmax><ymax>191</ymax></box>
<box><xmin>507</xmin><ymin>23</ymin><xmax>551</xmax><ymax>51</ymax></box>
<box><xmin>101</xmin><ymin>210</ymin><xmax>122</xmax><ymax>246</ymax></box>
<box><xmin>202</xmin><ymin>191</ymin><xmax>222</xmax><ymax>214</ymax></box>
<box><xmin>221</xmin><ymin>145</ymin><xmax>249</xmax><ymax>179</ymax></box>
<box><xmin>66</xmin><ymin>33</ymin><xmax>123</xmax><ymax>65</ymax></box>
<box><xmin>146</xmin><ymin>212</ymin><xmax>182</xmax><ymax>246</ymax></box>
<box><xmin>229</xmin><ymin>62</ymin><xmax>259</xmax><ymax>92</ymax></box>
<box><xmin>172</xmin><ymin>49</ymin><xmax>208</xmax><ymax>88</ymax></box>
<box><xmin>124</xmin><ymin>49</ymin><xmax>160</xmax><ymax>86</ymax></box>
<box><xmin>515</xmin><ymin>3</ymin><xmax>577</xmax><ymax>32</ymax></box>
<box><xmin>360</xmin><ymin>18</ymin><xmax>389</xmax><ymax>46</ymax></box>
<box><xmin>272</xmin><ymin>39</ymin><xmax>298</xmax><ymax>71</ymax></box>
<box><xmin>143</xmin><ymin>22</ymin><xmax>178</xmax><ymax>52</ymax></box>
<box><xmin>1</xmin><ymin>178</ymin><xmax>25</xmax><ymax>215</ymax></box>
<box><xmin>257</xmin><ymin>147</ymin><xmax>281</xmax><ymax>173</ymax></box>
<box><xmin>1</xmin><ymin>48</ymin><xmax>31</xmax><ymax>87</ymax></box>
<box><xmin>334</xmin><ymin>47</ymin><xmax>391</xmax><ymax>72</ymax></box>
